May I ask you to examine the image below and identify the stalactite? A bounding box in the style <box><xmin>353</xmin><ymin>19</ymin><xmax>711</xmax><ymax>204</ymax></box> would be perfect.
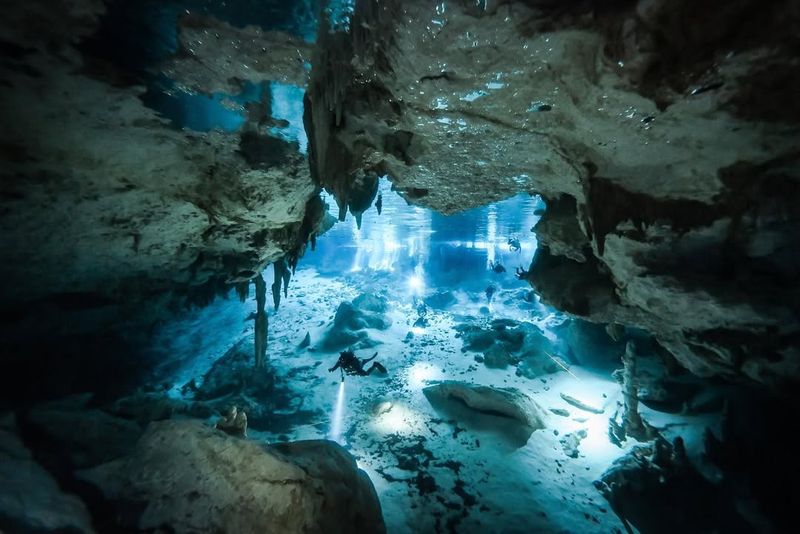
<box><xmin>235</xmin><ymin>281</ymin><xmax>249</xmax><ymax>303</ymax></box>
<box><xmin>281</xmin><ymin>263</ymin><xmax>291</xmax><ymax>297</ymax></box>
<box><xmin>270</xmin><ymin>260</ymin><xmax>282</xmax><ymax>310</ymax></box>
<box><xmin>268</xmin><ymin>257</ymin><xmax>292</xmax><ymax>307</ymax></box>
<box><xmin>254</xmin><ymin>273</ymin><xmax>268</xmax><ymax>369</ymax></box>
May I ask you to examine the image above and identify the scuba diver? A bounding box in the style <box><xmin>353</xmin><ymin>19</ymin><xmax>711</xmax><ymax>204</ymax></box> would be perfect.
<box><xmin>329</xmin><ymin>350</ymin><xmax>387</xmax><ymax>381</ymax></box>
<box><xmin>489</xmin><ymin>260</ymin><xmax>506</xmax><ymax>273</ymax></box>
<box><xmin>485</xmin><ymin>284</ymin><xmax>497</xmax><ymax>303</ymax></box>
<box><xmin>414</xmin><ymin>303</ymin><xmax>429</xmax><ymax>328</ymax></box>
<box><xmin>375</xmin><ymin>193</ymin><xmax>383</xmax><ymax>215</ymax></box>
<box><xmin>508</xmin><ymin>237</ymin><xmax>521</xmax><ymax>252</ymax></box>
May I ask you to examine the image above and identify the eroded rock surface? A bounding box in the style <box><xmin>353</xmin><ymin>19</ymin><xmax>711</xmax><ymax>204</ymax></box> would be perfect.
<box><xmin>0</xmin><ymin>412</ymin><xmax>95</xmax><ymax>533</ymax></box>
<box><xmin>163</xmin><ymin>14</ymin><xmax>312</xmax><ymax>94</ymax></box>
<box><xmin>424</xmin><ymin>381</ymin><xmax>547</xmax><ymax>430</ymax></box>
<box><xmin>305</xmin><ymin>0</ymin><xmax>800</xmax><ymax>388</ymax></box>
<box><xmin>79</xmin><ymin>420</ymin><xmax>385</xmax><ymax>534</ymax></box>
<box><xmin>322</xmin><ymin>293</ymin><xmax>392</xmax><ymax>350</ymax></box>
<box><xmin>0</xmin><ymin>1</ymin><xmax>326</xmax><ymax>395</ymax></box>
<box><xmin>27</xmin><ymin>395</ymin><xmax>143</xmax><ymax>469</ymax></box>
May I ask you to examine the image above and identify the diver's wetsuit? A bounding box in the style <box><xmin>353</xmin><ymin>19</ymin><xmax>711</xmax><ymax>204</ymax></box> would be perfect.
<box><xmin>329</xmin><ymin>350</ymin><xmax>387</xmax><ymax>381</ymax></box>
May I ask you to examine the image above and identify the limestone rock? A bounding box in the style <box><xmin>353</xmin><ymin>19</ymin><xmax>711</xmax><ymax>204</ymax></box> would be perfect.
<box><xmin>561</xmin><ymin>319</ymin><xmax>627</xmax><ymax>366</ymax></box>
<box><xmin>304</xmin><ymin>0</ymin><xmax>800</xmax><ymax>389</ymax></box>
<box><xmin>596</xmin><ymin>438</ymin><xmax>746</xmax><ymax>533</ymax></box>
<box><xmin>560</xmin><ymin>429</ymin><xmax>588</xmax><ymax>458</ymax></box>
<box><xmin>457</xmin><ymin>319</ymin><xmax>563</xmax><ymax>376</ymax></box>
<box><xmin>0</xmin><ymin>0</ymin><xmax>327</xmax><ymax>390</ymax></box>
<box><xmin>0</xmin><ymin>413</ymin><xmax>95</xmax><ymax>533</ymax></box>
<box><xmin>424</xmin><ymin>291</ymin><xmax>457</xmax><ymax>310</ymax></box>
<box><xmin>27</xmin><ymin>399</ymin><xmax>142</xmax><ymax>468</ymax></box>
<box><xmin>483</xmin><ymin>342</ymin><xmax>513</xmax><ymax>369</ymax></box>
<box><xmin>162</xmin><ymin>14</ymin><xmax>312</xmax><ymax>94</ymax></box>
<box><xmin>560</xmin><ymin>393</ymin><xmax>605</xmax><ymax>415</ymax></box>
<box><xmin>110</xmin><ymin>392</ymin><xmax>214</xmax><ymax>424</ymax></box>
<box><xmin>322</xmin><ymin>293</ymin><xmax>391</xmax><ymax>350</ymax></box>
<box><xmin>79</xmin><ymin>420</ymin><xmax>385</xmax><ymax>534</ymax></box>
<box><xmin>423</xmin><ymin>381</ymin><xmax>547</xmax><ymax>431</ymax></box>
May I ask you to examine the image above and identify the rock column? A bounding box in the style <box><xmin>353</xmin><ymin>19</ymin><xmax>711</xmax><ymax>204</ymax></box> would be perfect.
<box><xmin>622</xmin><ymin>341</ymin><xmax>645</xmax><ymax>439</ymax></box>
<box><xmin>254</xmin><ymin>273</ymin><xmax>268</xmax><ymax>368</ymax></box>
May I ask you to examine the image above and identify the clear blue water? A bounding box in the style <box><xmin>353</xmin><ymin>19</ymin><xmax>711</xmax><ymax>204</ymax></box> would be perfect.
<box><xmin>313</xmin><ymin>181</ymin><xmax>544</xmax><ymax>294</ymax></box>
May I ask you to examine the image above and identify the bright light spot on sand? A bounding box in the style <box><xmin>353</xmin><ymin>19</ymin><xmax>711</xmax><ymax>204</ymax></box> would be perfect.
<box><xmin>374</xmin><ymin>403</ymin><xmax>417</xmax><ymax>434</ymax></box>
<box><xmin>580</xmin><ymin>413</ymin><xmax>613</xmax><ymax>457</ymax></box>
<box><xmin>407</xmin><ymin>362</ymin><xmax>444</xmax><ymax>389</ymax></box>
<box><xmin>559</xmin><ymin>379</ymin><xmax>622</xmax><ymax>461</ymax></box>
<box><xmin>329</xmin><ymin>382</ymin><xmax>346</xmax><ymax>444</ymax></box>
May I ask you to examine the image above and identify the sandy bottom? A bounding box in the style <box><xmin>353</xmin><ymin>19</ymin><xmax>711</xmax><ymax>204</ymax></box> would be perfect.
<box><xmin>164</xmin><ymin>267</ymin><xmax>710</xmax><ymax>533</ymax></box>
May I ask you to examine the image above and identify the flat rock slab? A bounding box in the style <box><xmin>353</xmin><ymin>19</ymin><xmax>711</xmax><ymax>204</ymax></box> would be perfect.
<box><xmin>560</xmin><ymin>393</ymin><xmax>605</xmax><ymax>415</ymax></box>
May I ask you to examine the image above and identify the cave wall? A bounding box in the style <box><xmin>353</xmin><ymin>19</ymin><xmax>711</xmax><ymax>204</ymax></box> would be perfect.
<box><xmin>0</xmin><ymin>0</ymin><xmax>325</xmax><ymax>399</ymax></box>
<box><xmin>304</xmin><ymin>0</ymin><xmax>800</xmax><ymax>388</ymax></box>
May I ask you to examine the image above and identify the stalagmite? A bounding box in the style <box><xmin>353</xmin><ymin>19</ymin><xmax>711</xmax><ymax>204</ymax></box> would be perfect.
<box><xmin>254</xmin><ymin>273</ymin><xmax>268</xmax><ymax>369</ymax></box>
<box><xmin>621</xmin><ymin>341</ymin><xmax>646</xmax><ymax>440</ymax></box>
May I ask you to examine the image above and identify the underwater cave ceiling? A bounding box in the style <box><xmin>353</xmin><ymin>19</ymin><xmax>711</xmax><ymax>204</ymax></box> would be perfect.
<box><xmin>163</xmin><ymin>13</ymin><xmax>313</xmax><ymax>94</ymax></box>
<box><xmin>304</xmin><ymin>0</ymin><xmax>800</xmax><ymax>387</ymax></box>
<box><xmin>1</xmin><ymin>0</ymin><xmax>799</xmax><ymax>391</ymax></box>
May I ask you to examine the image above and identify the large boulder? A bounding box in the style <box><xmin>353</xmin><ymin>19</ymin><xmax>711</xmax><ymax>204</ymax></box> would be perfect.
<box><xmin>0</xmin><ymin>412</ymin><xmax>95</xmax><ymax>533</ymax></box>
<box><xmin>79</xmin><ymin>420</ymin><xmax>385</xmax><ymax>534</ymax></box>
<box><xmin>322</xmin><ymin>293</ymin><xmax>391</xmax><ymax>350</ymax></box>
<box><xmin>457</xmin><ymin>319</ymin><xmax>565</xmax><ymax>377</ymax></box>
<box><xmin>27</xmin><ymin>395</ymin><xmax>143</xmax><ymax>468</ymax></box>
<box><xmin>596</xmin><ymin>439</ymin><xmax>747</xmax><ymax>533</ymax></box>
<box><xmin>423</xmin><ymin>381</ymin><xmax>547</xmax><ymax>447</ymax></box>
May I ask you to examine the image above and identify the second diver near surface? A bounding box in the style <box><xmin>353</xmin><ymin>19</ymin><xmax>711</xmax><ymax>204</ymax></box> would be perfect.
<box><xmin>329</xmin><ymin>350</ymin><xmax>387</xmax><ymax>381</ymax></box>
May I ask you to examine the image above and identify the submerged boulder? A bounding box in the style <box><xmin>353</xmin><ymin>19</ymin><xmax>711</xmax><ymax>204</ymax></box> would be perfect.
<box><xmin>79</xmin><ymin>420</ymin><xmax>385</xmax><ymax>534</ymax></box>
<box><xmin>483</xmin><ymin>342</ymin><xmax>515</xmax><ymax>369</ymax></box>
<box><xmin>27</xmin><ymin>396</ymin><xmax>143</xmax><ymax>469</ymax></box>
<box><xmin>560</xmin><ymin>428</ymin><xmax>588</xmax><ymax>459</ymax></box>
<box><xmin>321</xmin><ymin>293</ymin><xmax>391</xmax><ymax>350</ymax></box>
<box><xmin>423</xmin><ymin>381</ymin><xmax>547</xmax><ymax>447</ymax></box>
<box><xmin>0</xmin><ymin>412</ymin><xmax>95</xmax><ymax>533</ymax></box>
<box><xmin>457</xmin><ymin>319</ymin><xmax>565</xmax><ymax>377</ymax></box>
<box><xmin>195</xmin><ymin>338</ymin><xmax>275</xmax><ymax>401</ymax></box>
<box><xmin>423</xmin><ymin>290</ymin><xmax>457</xmax><ymax>310</ymax></box>
<box><xmin>596</xmin><ymin>438</ymin><xmax>746</xmax><ymax>533</ymax></box>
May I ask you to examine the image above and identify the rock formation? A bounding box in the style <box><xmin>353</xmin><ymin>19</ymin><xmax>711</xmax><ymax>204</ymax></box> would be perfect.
<box><xmin>0</xmin><ymin>412</ymin><xmax>95</xmax><ymax>533</ymax></box>
<box><xmin>304</xmin><ymin>0</ymin><xmax>800</xmax><ymax>389</ymax></box>
<box><xmin>423</xmin><ymin>381</ymin><xmax>547</xmax><ymax>431</ymax></box>
<box><xmin>254</xmin><ymin>273</ymin><xmax>268</xmax><ymax>368</ymax></box>
<box><xmin>0</xmin><ymin>0</ymin><xmax>327</xmax><ymax>394</ymax></box>
<box><xmin>79</xmin><ymin>420</ymin><xmax>385</xmax><ymax>534</ymax></box>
